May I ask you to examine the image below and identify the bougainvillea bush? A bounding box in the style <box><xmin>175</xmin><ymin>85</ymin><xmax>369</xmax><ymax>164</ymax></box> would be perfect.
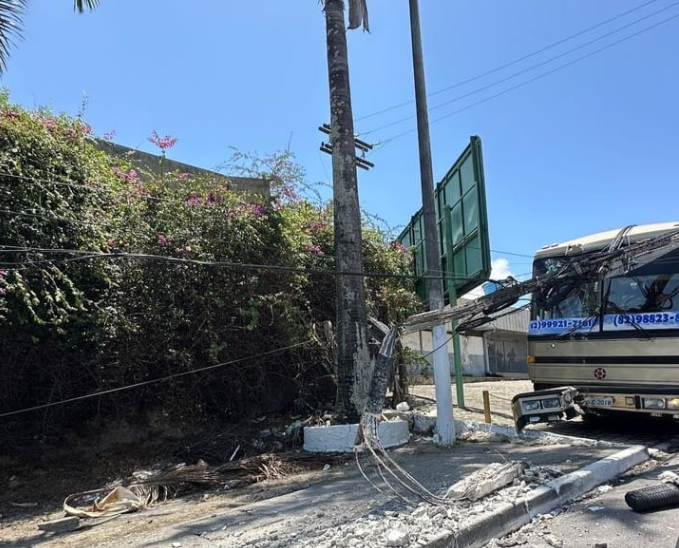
<box><xmin>0</xmin><ymin>92</ymin><xmax>419</xmax><ymax>441</ymax></box>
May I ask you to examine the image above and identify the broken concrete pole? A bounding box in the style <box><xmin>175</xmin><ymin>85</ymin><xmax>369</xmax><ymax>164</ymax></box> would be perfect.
<box><xmin>446</xmin><ymin>462</ymin><xmax>526</xmax><ymax>501</ymax></box>
<box><xmin>38</xmin><ymin>516</ymin><xmax>81</xmax><ymax>533</ymax></box>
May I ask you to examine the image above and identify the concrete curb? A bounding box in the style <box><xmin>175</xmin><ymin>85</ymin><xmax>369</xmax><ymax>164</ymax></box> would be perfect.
<box><xmin>422</xmin><ymin>444</ymin><xmax>650</xmax><ymax>548</ymax></box>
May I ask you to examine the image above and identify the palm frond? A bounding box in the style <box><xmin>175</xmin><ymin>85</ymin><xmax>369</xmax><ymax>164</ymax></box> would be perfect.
<box><xmin>347</xmin><ymin>0</ymin><xmax>369</xmax><ymax>31</ymax></box>
<box><xmin>321</xmin><ymin>0</ymin><xmax>369</xmax><ymax>32</ymax></box>
<box><xmin>74</xmin><ymin>0</ymin><xmax>99</xmax><ymax>13</ymax></box>
<box><xmin>0</xmin><ymin>0</ymin><xmax>27</xmax><ymax>74</ymax></box>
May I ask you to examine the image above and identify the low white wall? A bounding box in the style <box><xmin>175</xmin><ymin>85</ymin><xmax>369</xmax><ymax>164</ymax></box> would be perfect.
<box><xmin>303</xmin><ymin>420</ymin><xmax>410</xmax><ymax>453</ymax></box>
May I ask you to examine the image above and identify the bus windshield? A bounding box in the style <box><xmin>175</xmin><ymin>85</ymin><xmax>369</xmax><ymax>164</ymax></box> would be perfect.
<box><xmin>532</xmin><ymin>256</ymin><xmax>600</xmax><ymax>321</ymax></box>
<box><xmin>530</xmin><ymin>248</ymin><xmax>679</xmax><ymax>334</ymax></box>
<box><xmin>604</xmin><ymin>250</ymin><xmax>679</xmax><ymax>315</ymax></box>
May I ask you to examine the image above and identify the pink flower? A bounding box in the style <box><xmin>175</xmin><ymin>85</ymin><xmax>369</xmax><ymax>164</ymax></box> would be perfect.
<box><xmin>177</xmin><ymin>172</ymin><xmax>191</xmax><ymax>180</ymax></box>
<box><xmin>112</xmin><ymin>166</ymin><xmax>140</xmax><ymax>182</ymax></box>
<box><xmin>391</xmin><ymin>242</ymin><xmax>408</xmax><ymax>254</ymax></box>
<box><xmin>41</xmin><ymin>118</ymin><xmax>57</xmax><ymax>131</ymax></box>
<box><xmin>281</xmin><ymin>184</ymin><xmax>298</xmax><ymax>202</ymax></box>
<box><xmin>149</xmin><ymin>130</ymin><xmax>177</xmax><ymax>150</ymax></box>
<box><xmin>206</xmin><ymin>192</ymin><xmax>217</xmax><ymax>205</ymax></box>
<box><xmin>107</xmin><ymin>238</ymin><xmax>118</xmax><ymax>248</ymax></box>
<box><xmin>77</xmin><ymin>121</ymin><xmax>92</xmax><ymax>134</ymax></box>
<box><xmin>305</xmin><ymin>243</ymin><xmax>324</xmax><ymax>256</ymax></box>
<box><xmin>0</xmin><ymin>268</ymin><xmax>6</xmax><ymax>278</ymax></box>
<box><xmin>3</xmin><ymin>110</ymin><xmax>19</xmax><ymax>120</ymax></box>
<box><xmin>157</xmin><ymin>234</ymin><xmax>168</xmax><ymax>247</ymax></box>
<box><xmin>133</xmin><ymin>183</ymin><xmax>149</xmax><ymax>196</ymax></box>
<box><xmin>310</xmin><ymin>222</ymin><xmax>325</xmax><ymax>233</ymax></box>
<box><xmin>250</xmin><ymin>204</ymin><xmax>267</xmax><ymax>217</ymax></box>
<box><xmin>226</xmin><ymin>204</ymin><xmax>247</xmax><ymax>220</ymax></box>
<box><xmin>186</xmin><ymin>194</ymin><xmax>201</xmax><ymax>206</ymax></box>
<box><xmin>103</xmin><ymin>130</ymin><xmax>117</xmax><ymax>142</ymax></box>
<box><xmin>0</xmin><ymin>288</ymin><xmax>6</xmax><ymax>296</ymax></box>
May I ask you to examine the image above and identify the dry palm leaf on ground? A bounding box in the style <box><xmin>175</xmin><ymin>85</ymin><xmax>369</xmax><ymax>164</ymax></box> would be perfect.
<box><xmin>63</xmin><ymin>453</ymin><xmax>342</xmax><ymax>519</ymax></box>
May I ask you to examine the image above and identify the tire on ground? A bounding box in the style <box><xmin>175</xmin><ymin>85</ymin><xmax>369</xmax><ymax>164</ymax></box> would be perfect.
<box><xmin>625</xmin><ymin>483</ymin><xmax>679</xmax><ymax>512</ymax></box>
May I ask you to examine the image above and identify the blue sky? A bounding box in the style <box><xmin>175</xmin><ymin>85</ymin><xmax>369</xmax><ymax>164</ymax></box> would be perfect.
<box><xmin>2</xmin><ymin>0</ymin><xmax>678</xmax><ymax>280</ymax></box>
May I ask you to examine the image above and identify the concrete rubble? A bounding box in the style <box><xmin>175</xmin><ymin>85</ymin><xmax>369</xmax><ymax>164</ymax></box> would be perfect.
<box><xmin>246</xmin><ymin>463</ymin><xmax>564</xmax><ymax>548</ymax></box>
<box><xmin>485</xmin><ymin>508</ymin><xmax>568</xmax><ymax>548</ymax></box>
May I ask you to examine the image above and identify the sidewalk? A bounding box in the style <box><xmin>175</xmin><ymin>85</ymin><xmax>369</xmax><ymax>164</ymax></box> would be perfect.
<box><xmin>9</xmin><ymin>435</ymin><xmax>619</xmax><ymax>548</ymax></box>
<box><xmin>411</xmin><ymin>379</ymin><xmax>532</xmax><ymax>427</ymax></box>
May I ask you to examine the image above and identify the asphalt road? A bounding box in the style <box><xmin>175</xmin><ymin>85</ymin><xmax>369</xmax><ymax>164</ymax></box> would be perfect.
<box><xmin>491</xmin><ymin>453</ymin><xmax>679</xmax><ymax>548</ymax></box>
<box><xmin>537</xmin><ymin>414</ymin><xmax>679</xmax><ymax>449</ymax></box>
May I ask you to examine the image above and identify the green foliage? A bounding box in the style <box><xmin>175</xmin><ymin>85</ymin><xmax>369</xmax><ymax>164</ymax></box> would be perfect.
<box><xmin>0</xmin><ymin>93</ymin><xmax>421</xmax><ymax>438</ymax></box>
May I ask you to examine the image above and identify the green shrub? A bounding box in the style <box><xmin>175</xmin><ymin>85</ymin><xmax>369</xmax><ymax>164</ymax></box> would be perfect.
<box><xmin>0</xmin><ymin>93</ymin><xmax>420</xmax><ymax>441</ymax></box>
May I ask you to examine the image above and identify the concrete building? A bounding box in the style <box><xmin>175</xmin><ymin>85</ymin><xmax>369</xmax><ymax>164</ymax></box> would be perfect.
<box><xmin>402</xmin><ymin>306</ymin><xmax>530</xmax><ymax>380</ymax></box>
<box><xmin>95</xmin><ymin>140</ymin><xmax>270</xmax><ymax>196</ymax></box>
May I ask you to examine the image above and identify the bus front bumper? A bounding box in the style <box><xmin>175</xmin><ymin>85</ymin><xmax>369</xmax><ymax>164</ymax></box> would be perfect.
<box><xmin>513</xmin><ymin>387</ymin><xmax>679</xmax><ymax>431</ymax></box>
<box><xmin>512</xmin><ymin>386</ymin><xmax>580</xmax><ymax>432</ymax></box>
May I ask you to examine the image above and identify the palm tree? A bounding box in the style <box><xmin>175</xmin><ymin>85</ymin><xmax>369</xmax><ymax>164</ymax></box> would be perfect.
<box><xmin>322</xmin><ymin>0</ymin><xmax>371</xmax><ymax>420</ymax></box>
<box><xmin>0</xmin><ymin>0</ymin><xmax>99</xmax><ymax>73</ymax></box>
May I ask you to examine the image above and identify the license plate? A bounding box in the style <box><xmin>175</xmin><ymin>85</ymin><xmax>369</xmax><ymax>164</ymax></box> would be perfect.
<box><xmin>585</xmin><ymin>396</ymin><xmax>614</xmax><ymax>407</ymax></box>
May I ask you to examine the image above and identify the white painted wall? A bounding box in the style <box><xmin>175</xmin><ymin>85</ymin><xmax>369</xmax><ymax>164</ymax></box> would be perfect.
<box><xmin>402</xmin><ymin>326</ymin><xmax>490</xmax><ymax>379</ymax></box>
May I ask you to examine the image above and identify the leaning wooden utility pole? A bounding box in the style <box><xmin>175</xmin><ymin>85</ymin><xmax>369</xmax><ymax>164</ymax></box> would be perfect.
<box><xmin>323</xmin><ymin>0</ymin><xmax>371</xmax><ymax>420</ymax></box>
<box><xmin>408</xmin><ymin>0</ymin><xmax>456</xmax><ymax>445</ymax></box>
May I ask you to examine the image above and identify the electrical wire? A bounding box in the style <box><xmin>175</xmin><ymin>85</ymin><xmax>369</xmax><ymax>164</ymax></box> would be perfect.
<box><xmin>0</xmin><ymin>339</ymin><xmax>314</xmax><ymax>419</ymax></box>
<box><xmin>373</xmin><ymin>11</ymin><xmax>679</xmax><ymax>148</ymax></box>
<box><xmin>355</xmin><ymin>0</ymin><xmax>664</xmax><ymax>122</ymax></box>
<box><xmin>360</xmin><ymin>0</ymin><xmax>679</xmax><ymax>137</ymax></box>
<box><xmin>0</xmin><ymin>246</ymin><xmax>480</xmax><ymax>284</ymax></box>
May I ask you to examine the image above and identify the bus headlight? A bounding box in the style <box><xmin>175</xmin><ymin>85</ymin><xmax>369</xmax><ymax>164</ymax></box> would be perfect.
<box><xmin>666</xmin><ymin>398</ymin><xmax>679</xmax><ymax>410</ymax></box>
<box><xmin>643</xmin><ymin>398</ymin><xmax>666</xmax><ymax>410</ymax></box>
<box><xmin>541</xmin><ymin>398</ymin><xmax>562</xmax><ymax>410</ymax></box>
<box><xmin>522</xmin><ymin>400</ymin><xmax>541</xmax><ymax>412</ymax></box>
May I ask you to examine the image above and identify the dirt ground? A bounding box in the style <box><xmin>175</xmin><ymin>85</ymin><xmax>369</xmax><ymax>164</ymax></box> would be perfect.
<box><xmin>0</xmin><ymin>413</ymin><xmax>338</xmax><ymax>547</ymax></box>
<box><xmin>0</xmin><ymin>437</ymin><xmax>342</xmax><ymax>548</ymax></box>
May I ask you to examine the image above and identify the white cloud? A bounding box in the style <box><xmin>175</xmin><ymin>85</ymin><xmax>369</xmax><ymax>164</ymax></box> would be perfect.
<box><xmin>462</xmin><ymin>258</ymin><xmax>515</xmax><ymax>300</ymax></box>
<box><xmin>490</xmin><ymin>258</ymin><xmax>513</xmax><ymax>280</ymax></box>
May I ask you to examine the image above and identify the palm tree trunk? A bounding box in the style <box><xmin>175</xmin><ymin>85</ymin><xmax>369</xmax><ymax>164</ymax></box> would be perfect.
<box><xmin>324</xmin><ymin>0</ymin><xmax>371</xmax><ymax>421</ymax></box>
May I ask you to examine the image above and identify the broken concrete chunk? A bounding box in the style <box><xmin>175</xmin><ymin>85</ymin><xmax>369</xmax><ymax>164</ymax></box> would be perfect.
<box><xmin>659</xmin><ymin>471</ymin><xmax>679</xmax><ymax>484</ymax></box>
<box><xmin>385</xmin><ymin>528</ymin><xmax>410</xmax><ymax>547</ymax></box>
<box><xmin>412</xmin><ymin>414</ymin><xmax>437</xmax><ymax>435</ymax></box>
<box><xmin>458</xmin><ymin>430</ymin><xmax>510</xmax><ymax>444</ymax></box>
<box><xmin>446</xmin><ymin>462</ymin><xmax>526</xmax><ymax>501</ymax></box>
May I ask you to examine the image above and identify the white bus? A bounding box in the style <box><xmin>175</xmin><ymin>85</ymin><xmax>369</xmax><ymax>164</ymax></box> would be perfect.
<box><xmin>512</xmin><ymin>222</ymin><xmax>679</xmax><ymax>431</ymax></box>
